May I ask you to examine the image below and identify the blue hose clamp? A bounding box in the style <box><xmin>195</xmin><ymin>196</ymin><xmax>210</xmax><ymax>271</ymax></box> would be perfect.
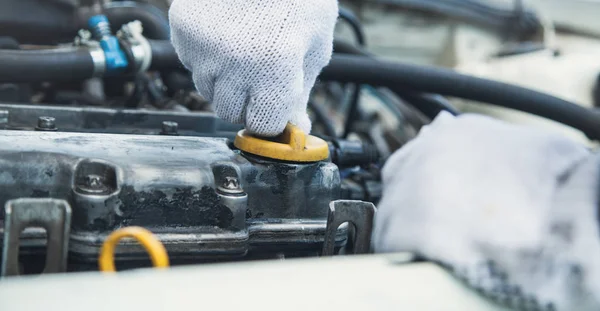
<box><xmin>88</xmin><ymin>15</ymin><xmax>129</xmax><ymax>73</ymax></box>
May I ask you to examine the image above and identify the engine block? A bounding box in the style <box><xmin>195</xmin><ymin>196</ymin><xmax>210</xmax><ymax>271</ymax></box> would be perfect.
<box><xmin>0</xmin><ymin>105</ymin><xmax>343</xmax><ymax>272</ymax></box>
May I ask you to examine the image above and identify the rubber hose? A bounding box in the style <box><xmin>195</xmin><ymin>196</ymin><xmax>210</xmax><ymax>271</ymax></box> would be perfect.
<box><xmin>334</xmin><ymin>40</ymin><xmax>460</xmax><ymax>118</ymax></box>
<box><xmin>144</xmin><ymin>40</ymin><xmax>600</xmax><ymax>139</ymax></box>
<box><xmin>334</xmin><ymin>40</ymin><xmax>374</xmax><ymax>56</ymax></box>
<box><xmin>392</xmin><ymin>90</ymin><xmax>460</xmax><ymax>117</ymax></box>
<box><xmin>320</xmin><ymin>54</ymin><xmax>600</xmax><ymax>140</ymax></box>
<box><xmin>375</xmin><ymin>0</ymin><xmax>541</xmax><ymax>38</ymax></box>
<box><xmin>0</xmin><ymin>0</ymin><xmax>77</xmax><ymax>45</ymax></box>
<box><xmin>308</xmin><ymin>101</ymin><xmax>337</xmax><ymax>137</ymax></box>
<box><xmin>331</xmin><ymin>41</ymin><xmax>366</xmax><ymax>137</ymax></box>
<box><xmin>0</xmin><ymin>48</ymin><xmax>94</xmax><ymax>82</ymax></box>
<box><xmin>0</xmin><ymin>40</ymin><xmax>175</xmax><ymax>83</ymax></box>
<box><xmin>3</xmin><ymin>41</ymin><xmax>597</xmax><ymax>141</ymax></box>
<box><xmin>148</xmin><ymin>40</ymin><xmax>183</xmax><ymax>71</ymax></box>
<box><xmin>342</xmin><ymin>84</ymin><xmax>362</xmax><ymax>137</ymax></box>
<box><xmin>338</xmin><ymin>7</ymin><xmax>366</xmax><ymax>47</ymax></box>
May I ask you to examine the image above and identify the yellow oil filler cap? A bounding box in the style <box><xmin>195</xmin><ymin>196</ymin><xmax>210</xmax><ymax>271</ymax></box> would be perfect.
<box><xmin>234</xmin><ymin>123</ymin><xmax>329</xmax><ymax>162</ymax></box>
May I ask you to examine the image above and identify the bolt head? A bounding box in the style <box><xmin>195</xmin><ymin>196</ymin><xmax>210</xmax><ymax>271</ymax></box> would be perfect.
<box><xmin>0</xmin><ymin>110</ymin><xmax>9</xmax><ymax>124</ymax></box>
<box><xmin>76</xmin><ymin>174</ymin><xmax>110</xmax><ymax>195</ymax></box>
<box><xmin>84</xmin><ymin>175</ymin><xmax>103</xmax><ymax>188</ymax></box>
<box><xmin>36</xmin><ymin>116</ymin><xmax>57</xmax><ymax>131</ymax></box>
<box><xmin>161</xmin><ymin>121</ymin><xmax>179</xmax><ymax>135</ymax></box>
<box><xmin>223</xmin><ymin>177</ymin><xmax>239</xmax><ymax>190</ymax></box>
<box><xmin>217</xmin><ymin>176</ymin><xmax>244</xmax><ymax>195</ymax></box>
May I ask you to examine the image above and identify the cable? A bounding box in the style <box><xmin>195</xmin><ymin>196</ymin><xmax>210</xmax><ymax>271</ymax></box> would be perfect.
<box><xmin>333</xmin><ymin>7</ymin><xmax>366</xmax><ymax>136</ymax></box>
<box><xmin>391</xmin><ymin>89</ymin><xmax>460</xmax><ymax>117</ymax></box>
<box><xmin>334</xmin><ymin>40</ymin><xmax>459</xmax><ymax>119</ymax></box>
<box><xmin>343</xmin><ymin>84</ymin><xmax>362</xmax><ymax>137</ymax></box>
<box><xmin>342</xmin><ymin>85</ymin><xmax>362</xmax><ymax>137</ymax></box>
<box><xmin>308</xmin><ymin>101</ymin><xmax>337</xmax><ymax>137</ymax></box>
<box><xmin>338</xmin><ymin>7</ymin><xmax>366</xmax><ymax>47</ymax></box>
<box><xmin>331</xmin><ymin>39</ymin><xmax>367</xmax><ymax>137</ymax></box>
<box><xmin>320</xmin><ymin>54</ymin><xmax>600</xmax><ymax>140</ymax></box>
<box><xmin>332</xmin><ymin>40</ymin><xmax>364</xmax><ymax>137</ymax></box>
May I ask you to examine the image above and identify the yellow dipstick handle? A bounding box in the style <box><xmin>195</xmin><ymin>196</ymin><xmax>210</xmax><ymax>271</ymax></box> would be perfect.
<box><xmin>279</xmin><ymin>122</ymin><xmax>306</xmax><ymax>151</ymax></box>
<box><xmin>234</xmin><ymin>123</ymin><xmax>329</xmax><ymax>162</ymax></box>
<box><xmin>99</xmin><ymin>226</ymin><xmax>170</xmax><ymax>272</ymax></box>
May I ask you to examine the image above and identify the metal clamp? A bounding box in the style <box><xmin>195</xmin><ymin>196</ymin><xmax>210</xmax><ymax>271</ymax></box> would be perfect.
<box><xmin>118</xmin><ymin>21</ymin><xmax>152</xmax><ymax>74</ymax></box>
<box><xmin>321</xmin><ymin>200</ymin><xmax>376</xmax><ymax>256</ymax></box>
<box><xmin>75</xmin><ymin>29</ymin><xmax>106</xmax><ymax>77</ymax></box>
<box><xmin>88</xmin><ymin>15</ymin><xmax>129</xmax><ymax>73</ymax></box>
<box><xmin>1</xmin><ymin>198</ymin><xmax>72</xmax><ymax>277</ymax></box>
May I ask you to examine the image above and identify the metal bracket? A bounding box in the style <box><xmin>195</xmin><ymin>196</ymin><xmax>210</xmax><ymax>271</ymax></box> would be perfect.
<box><xmin>1</xmin><ymin>198</ymin><xmax>72</xmax><ymax>277</ymax></box>
<box><xmin>321</xmin><ymin>200</ymin><xmax>376</xmax><ymax>256</ymax></box>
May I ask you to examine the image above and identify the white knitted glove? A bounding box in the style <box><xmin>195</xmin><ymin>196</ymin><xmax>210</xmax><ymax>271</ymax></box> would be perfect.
<box><xmin>372</xmin><ymin>112</ymin><xmax>600</xmax><ymax>311</ymax></box>
<box><xmin>169</xmin><ymin>0</ymin><xmax>338</xmax><ymax>136</ymax></box>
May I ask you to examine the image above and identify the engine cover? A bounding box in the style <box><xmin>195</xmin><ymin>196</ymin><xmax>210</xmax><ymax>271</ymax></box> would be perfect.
<box><xmin>0</xmin><ymin>129</ymin><xmax>342</xmax><ymax>270</ymax></box>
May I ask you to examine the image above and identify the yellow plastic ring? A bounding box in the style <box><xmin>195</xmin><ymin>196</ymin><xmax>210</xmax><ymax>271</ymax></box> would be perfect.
<box><xmin>99</xmin><ymin>226</ymin><xmax>170</xmax><ymax>272</ymax></box>
<box><xmin>234</xmin><ymin>123</ymin><xmax>329</xmax><ymax>162</ymax></box>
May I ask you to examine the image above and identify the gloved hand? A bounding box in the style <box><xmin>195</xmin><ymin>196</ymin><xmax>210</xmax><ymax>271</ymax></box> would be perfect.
<box><xmin>372</xmin><ymin>112</ymin><xmax>600</xmax><ymax>310</ymax></box>
<box><xmin>169</xmin><ymin>0</ymin><xmax>338</xmax><ymax>136</ymax></box>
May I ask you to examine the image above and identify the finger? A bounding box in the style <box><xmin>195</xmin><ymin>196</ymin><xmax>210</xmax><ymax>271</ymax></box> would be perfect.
<box><xmin>289</xmin><ymin>110</ymin><xmax>311</xmax><ymax>134</ymax></box>
<box><xmin>192</xmin><ymin>72</ymin><xmax>217</xmax><ymax>103</ymax></box>
<box><xmin>244</xmin><ymin>68</ymin><xmax>304</xmax><ymax>136</ymax></box>
<box><xmin>245</xmin><ymin>92</ymin><xmax>291</xmax><ymax>137</ymax></box>
<box><xmin>213</xmin><ymin>80</ymin><xmax>248</xmax><ymax>124</ymax></box>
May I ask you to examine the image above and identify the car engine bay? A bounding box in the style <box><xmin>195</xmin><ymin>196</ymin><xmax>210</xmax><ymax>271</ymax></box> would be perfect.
<box><xmin>0</xmin><ymin>0</ymin><xmax>391</xmax><ymax>274</ymax></box>
<box><xmin>1</xmin><ymin>0</ymin><xmax>600</xmax><ymax>309</ymax></box>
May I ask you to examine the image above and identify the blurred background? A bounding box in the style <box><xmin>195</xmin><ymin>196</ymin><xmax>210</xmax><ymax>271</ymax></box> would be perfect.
<box><xmin>333</xmin><ymin>0</ymin><xmax>600</xmax><ymax>145</ymax></box>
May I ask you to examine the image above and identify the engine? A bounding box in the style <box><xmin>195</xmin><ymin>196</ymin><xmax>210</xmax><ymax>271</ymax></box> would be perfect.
<box><xmin>1</xmin><ymin>0</ymin><xmax>595</xmax><ymax>279</ymax></box>
<box><xmin>0</xmin><ymin>119</ymin><xmax>343</xmax><ymax>270</ymax></box>
<box><xmin>0</xmin><ymin>0</ymin><xmax>391</xmax><ymax>275</ymax></box>
<box><xmin>4</xmin><ymin>1</ymin><xmax>600</xmax><ymax>310</ymax></box>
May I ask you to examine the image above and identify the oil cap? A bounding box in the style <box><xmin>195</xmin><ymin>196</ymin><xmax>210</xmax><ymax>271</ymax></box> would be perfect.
<box><xmin>234</xmin><ymin>123</ymin><xmax>329</xmax><ymax>162</ymax></box>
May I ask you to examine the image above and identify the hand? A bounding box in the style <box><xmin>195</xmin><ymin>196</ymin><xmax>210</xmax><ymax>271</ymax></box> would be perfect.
<box><xmin>169</xmin><ymin>0</ymin><xmax>338</xmax><ymax>136</ymax></box>
<box><xmin>372</xmin><ymin>112</ymin><xmax>599</xmax><ymax>310</ymax></box>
